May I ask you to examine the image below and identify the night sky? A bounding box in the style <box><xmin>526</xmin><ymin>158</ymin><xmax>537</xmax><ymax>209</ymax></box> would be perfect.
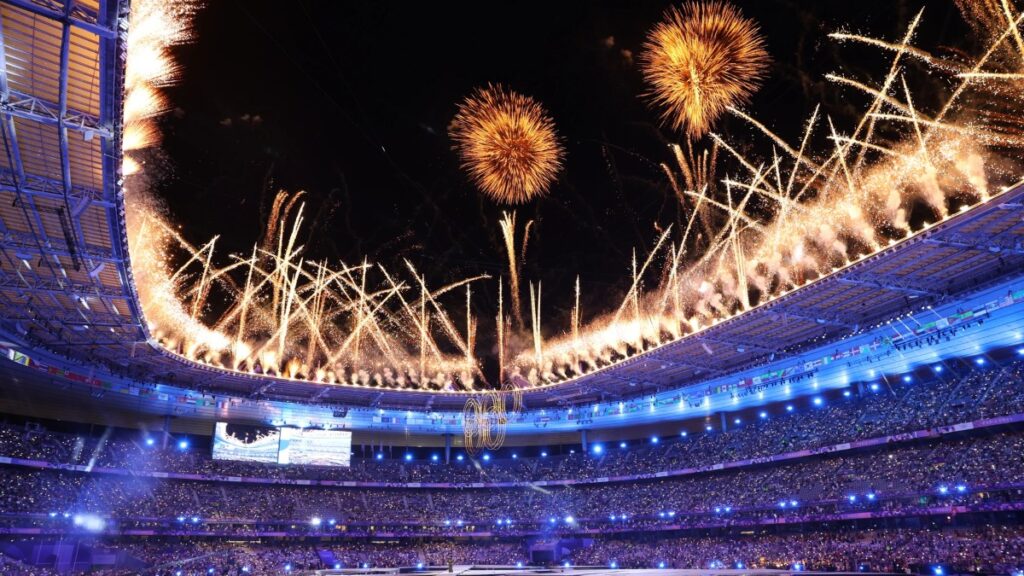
<box><xmin>155</xmin><ymin>0</ymin><xmax>969</xmax><ymax>352</ymax></box>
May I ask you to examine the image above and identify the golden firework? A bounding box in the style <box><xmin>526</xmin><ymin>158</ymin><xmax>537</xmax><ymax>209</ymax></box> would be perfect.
<box><xmin>450</xmin><ymin>84</ymin><xmax>564</xmax><ymax>204</ymax></box>
<box><xmin>640</xmin><ymin>1</ymin><xmax>770</xmax><ymax>137</ymax></box>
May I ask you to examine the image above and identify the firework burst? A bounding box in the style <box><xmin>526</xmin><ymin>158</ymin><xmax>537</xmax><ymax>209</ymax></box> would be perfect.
<box><xmin>640</xmin><ymin>1</ymin><xmax>770</xmax><ymax>137</ymax></box>
<box><xmin>449</xmin><ymin>84</ymin><xmax>564</xmax><ymax>205</ymax></box>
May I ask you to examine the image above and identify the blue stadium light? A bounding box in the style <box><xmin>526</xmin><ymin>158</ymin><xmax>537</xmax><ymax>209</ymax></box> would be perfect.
<box><xmin>714</xmin><ymin>507</ymin><xmax>721</xmax><ymax>513</ymax></box>
<box><xmin>177</xmin><ymin>516</ymin><xmax>185</xmax><ymax>523</ymax></box>
<box><xmin>658</xmin><ymin>562</ymin><xmax>666</xmax><ymax>569</ymax></box>
<box><xmin>176</xmin><ymin>572</ymin><xmax>182</xmax><ymax>576</ymax></box>
<box><xmin>813</xmin><ymin>397</ymin><xmax>823</xmax><ymax>406</ymax></box>
<box><xmin>328</xmin><ymin>519</ymin><xmax>336</xmax><ymax>526</ymax></box>
<box><xmin>610</xmin><ymin>562</ymin><xmax>618</xmax><ymax>569</ymax></box>
<box><xmin>457</xmin><ymin>454</ymin><xmax>464</xmax><ymax>461</ymax></box>
<box><xmin>724</xmin><ymin>506</ymin><xmax>731</xmax><ymax>512</ymax></box>
<box><xmin>549</xmin><ymin>517</ymin><xmax>557</xmax><ymax>524</ymax></box>
<box><xmin>790</xmin><ymin>500</ymin><xmax>798</xmax><ymax>507</ymax></box>
<box><xmin>48</xmin><ymin>511</ymin><xmax>57</xmax><ymax>518</ymax></box>
<box><xmin>975</xmin><ymin>357</ymin><xmax>986</xmax><ymax>365</ymax></box>
<box><xmin>145</xmin><ymin>437</ymin><xmax>155</xmax><ymax>447</ymax></box>
<box><xmin>309</xmin><ymin>516</ymin><xmax>322</xmax><ymax>527</ymax></box>
<box><xmin>177</xmin><ymin>439</ymin><xmax>189</xmax><ymax>450</ymax></box>
<box><xmin>592</xmin><ymin>444</ymin><xmax>603</xmax><ymax>455</ymax></box>
<box><xmin>843</xmin><ymin>390</ymin><xmax>851</xmax><ymax>397</ymax></box>
<box><xmin>620</xmin><ymin>441</ymin><xmax>628</xmax><ymax>449</ymax></box>
<box><xmin>658</xmin><ymin>511</ymin><xmax>665</xmax><ymax>518</ymax></box>
<box><xmin>244</xmin><ymin>567</ymin><xmax>252</xmax><ymax>573</ymax></box>
<box><xmin>516</xmin><ymin>562</ymin><xmax>524</xmax><ymax>568</ymax></box>
<box><xmin>870</xmin><ymin>383</ymin><xmax>879</xmax><ymax>391</ymax></box>
<box><xmin>759</xmin><ymin>411</ymin><xmax>768</xmax><ymax>419</ymax></box>
<box><xmin>541</xmin><ymin>451</ymin><xmax>548</xmax><ymax>457</ymax></box>
<box><xmin>404</xmin><ymin>453</ymin><xmax>413</xmax><ymax>461</ymax></box>
<box><xmin>431</xmin><ymin>454</ymin><xmax>439</xmax><ymax>462</ymax></box>
<box><xmin>736</xmin><ymin>562</ymin><xmax>745</xmax><ymax>569</ymax></box>
<box><xmin>609</xmin><ymin>514</ymin><xmax>616</xmax><ymax>521</ymax></box>
<box><xmin>706</xmin><ymin>425</ymin><xmax>713</xmax><ymax>432</ymax></box>
<box><xmin>482</xmin><ymin>453</ymin><xmax>491</xmax><ymax>461</ymax></box>
<box><xmin>867</xmin><ymin>493</ymin><xmax>876</xmax><ymax>501</ymax></box>
<box><xmin>497</xmin><ymin>519</ymin><xmax>504</xmax><ymax>525</ymax></box>
<box><xmin>786</xmin><ymin>404</ymin><xmax>794</xmax><ymax>412</ymax></box>
<box><xmin>564</xmin><ymin>562</ymin><xmax>571</xmax><ymax>568</ymax></box>
<box><xmin>933</xmin><ymin>567</ymin><xmax>944</xmax><ymax>576</ymax></box>
<box><xmin>444</xmin><ymin>520</ymin><xmax>451</xmax><ymax>526</ymax></box>
<box><xmin>376</xmin><ymin>453</ymin><xmax>384</xmax><ymax>460</ymax></box>
<box><xmin>903</xmin><ymin>375</ymin><xmax>912</xmax><ymax>383</ymax></box>
<box><xmin>938</xmin><ymin>485</ymin><xmax>949</xmax><ymax>495</ymax></box>
<box><xmin>680</xmin><ymin>431</ymin><xmax>688</xmax><ymax>437</ymax></box>
<box><xmin>456</xmin><ymin>520</ymin><xmax>464</xmax><ymax>526</ymax></box>
<box><xmin>285</xmin><ymin>564</ymin><xmax>292</xmax><ymax>572</ymax></box>
<box><xmin>208</xmin><ymin>568</ymin><xmax>214</xmax><ymax>574</ymax></box>
<box><xmin>793</xmin><ymin>563</ymin><xmax>804</xmax><ymax>571</ymax></box>
<box><xmin>512</xmin><ymin>453</ymin><xmax>518</xmax><ymax>459</ymax></box>
<box><xmin>1018</xmin><ymin>348</ymin><xmax>1024</xmax><ymax>356</ymax></box>
<box><xmin>956</xmin><ymin>484</ymin><xmax>968</xmax><ymax>493</ymax></box>
<box><xmin>564</xmin><ymin>515</ymin><xmax>575</xmax><ymax>524</ymax></box>
<box><xmin>778</xmin><ymin>501</ymin><xmax>787</xmax><ymax>508</ymax></box>
<box><xmin>733</xmin><ymin>418</ymin><xmax>741</xmax><ymax>425</ymax></box>
<box><xmin>362</xmin><ymin>564</ymin><xmax>369</xmax><ymax>569</ymax></box>
<box><xmin>650</xmin><ymin>436</ymin><xmax>659</xmax><ymax>444</ymax></box>
<box><xmin>417</xmin><ymin>563</ymin><xmax>424</xmax><ymax>569</ymax></box>
<box><xmin>332</xmin><ymin>565</ymin><xmax>340</xmax><ymax>570</ymax></box>
<box><xmin>848</xmin><ymin>495</ymin><xmax>857</xmax><ymax>503</ymax></box>
<box><xmin>191</xmin><ymin>516</ymin><xmax>200</xmax><ymax>524</ymax></box>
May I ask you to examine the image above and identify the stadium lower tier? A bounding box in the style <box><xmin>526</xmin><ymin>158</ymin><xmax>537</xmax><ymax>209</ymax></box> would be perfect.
<box><xmin>2</xmin><ymin>421</ymin><xmax>1024</xmax><ymax>574</ymax></box>
<box><xmin>2</xmin><ymin>523</ymin><xmax>1024</xmax><ymax>575</ymax></box>
<box><xmin>3</xmin><ymin>416</ymin><xmax>1024</xmax><ymax>529</ymax></box>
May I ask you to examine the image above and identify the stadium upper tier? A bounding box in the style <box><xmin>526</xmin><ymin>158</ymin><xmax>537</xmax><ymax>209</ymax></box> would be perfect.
<box><xmin>2</xmin><ymin>357</ymin><xmax>1023</xmax><ymax>484</ymax></box>
<box><xmin>0</xmin><ymin>0</ymin><xmax>1023</xmax><ymax>429</ymax></box>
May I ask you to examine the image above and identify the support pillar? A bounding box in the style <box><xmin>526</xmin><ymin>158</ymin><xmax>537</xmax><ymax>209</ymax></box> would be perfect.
<box><xmin>444</xmin><ymin>434</ymin><xmax>452</xmax><ymax>464</ymax></box>
<box><xmin>581</xmin><ymin>429</ymin><xmax>588</xmax><ymax>452</ymax></box>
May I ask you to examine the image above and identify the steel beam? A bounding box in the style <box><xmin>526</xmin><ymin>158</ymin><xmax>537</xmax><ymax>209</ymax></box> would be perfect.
<box><xmin>837</xmin><ymin>271</ymin><xmax>943</xmax><ymax>297</ymax></box>
<box><xmin>1</xmin><ymin>0</ymin><xmax>117</xmax><ymax>39</ymax></box>
<box><xmin>2</xmin><ymin>91</ymin><xmax>112</xmax><ymax>138</ymax></box>
<box><xmin>0</xmin><ymin>271</ymin><xmax>128</xmax><ymax>298</ymax></box>
<box><xmin>925</xmin><ymin>231</ymin><xmax>1024</xmax><ymax>255</ymax></box>
<box><xmin>765</xmin><ymin>305</ymin><xmax>859</xmax><ymax>329</ymax></box>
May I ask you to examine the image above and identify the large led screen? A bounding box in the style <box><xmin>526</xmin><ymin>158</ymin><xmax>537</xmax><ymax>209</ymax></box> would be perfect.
<box><xmin>277</xmin><ymin>427</ymin><xmax>352</xmax><ymax>467</ymax></box>
<box><xmin>211</xmin><ymin>422</ymin><xmax>281</xmax><ymax>463</ymax></box>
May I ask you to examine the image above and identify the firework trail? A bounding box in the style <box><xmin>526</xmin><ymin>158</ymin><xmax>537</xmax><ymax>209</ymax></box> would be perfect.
<box><xmin>121</xmin><ymin>0</ymin><xmax>1024</xmax><ymax>411</ymax></box>
<box><xmin>515</xmin><ymin>2</ymin><xmax>1023</xmax><ymax>387</ymax></box>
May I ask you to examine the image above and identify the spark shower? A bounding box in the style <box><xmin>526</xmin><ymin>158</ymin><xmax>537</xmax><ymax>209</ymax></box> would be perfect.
<box><xmin>121</xmin><ymin>0</ymin><xmax>1024</xmax><ymax>441</ymax></box>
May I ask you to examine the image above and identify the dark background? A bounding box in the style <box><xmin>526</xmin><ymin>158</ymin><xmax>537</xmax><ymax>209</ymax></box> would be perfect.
<box><xmin>156</xmin><ymin>0</ymin><xmax>969</xmax><ymax>353</ymax></box>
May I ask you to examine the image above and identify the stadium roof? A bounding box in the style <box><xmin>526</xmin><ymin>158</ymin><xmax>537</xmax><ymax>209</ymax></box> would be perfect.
<box><xmin>0</xmin><ymin>0</ymin><xmax>1022</xmax><ymax>413</ymax></box>
<box><xmin>0</xmin><ymin>0</ymin><xmax>144</xmax><ymax>353</ymax></box>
